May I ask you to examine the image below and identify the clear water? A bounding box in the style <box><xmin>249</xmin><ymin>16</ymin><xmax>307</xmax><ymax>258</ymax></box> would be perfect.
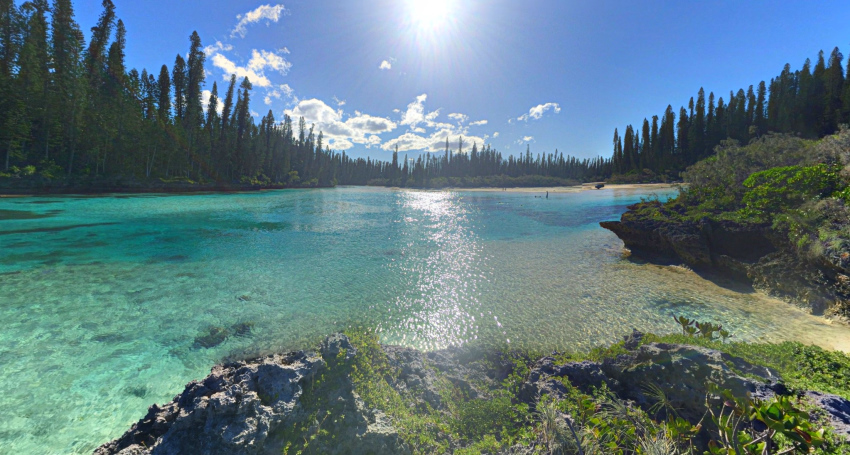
<box><xmin>1</xmin><ymin>186</ymin><xmax>848</xmax><ymax>454</ymax></box>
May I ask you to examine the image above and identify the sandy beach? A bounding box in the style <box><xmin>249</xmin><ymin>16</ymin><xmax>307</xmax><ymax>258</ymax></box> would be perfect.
<box><xmin>442</xmin><ymin>182</ymin><xmax>681</xmax><ymax>193</ymax></box>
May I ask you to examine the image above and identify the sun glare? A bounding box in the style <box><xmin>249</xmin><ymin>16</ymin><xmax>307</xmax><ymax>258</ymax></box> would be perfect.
<box><xmin>407</xmin><ymin>0</ymin><xmax>454</xmax><ymax>30</ymax></box>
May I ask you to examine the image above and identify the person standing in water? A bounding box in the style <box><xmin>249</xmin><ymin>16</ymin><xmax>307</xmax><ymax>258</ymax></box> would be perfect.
<box><xmin>546</xmin><ymin>191</ymin><xmax>549</xmax><ymax>199</ymax></box>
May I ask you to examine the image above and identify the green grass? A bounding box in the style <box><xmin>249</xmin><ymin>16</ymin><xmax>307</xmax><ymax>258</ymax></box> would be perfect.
<box><xmin>640</xmin><ymin>333</ymin><xmax>850</xmax><ymax>400</ymax></box>
<box><xmin>275</xmin><ymin>328</ymin><xmax>850</xmax><ymax>454</ymax></box>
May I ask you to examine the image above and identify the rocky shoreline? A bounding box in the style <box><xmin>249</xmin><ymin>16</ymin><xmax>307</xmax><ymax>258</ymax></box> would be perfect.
<box><xmin>96</xmin><ymin>332</ymin><xmax>850</xmax><ymax>454</ymax></box>
<box><xmin>601</xmin><ymin>202</ymin><xmax>850</xmax><ymax>319</ymax></box>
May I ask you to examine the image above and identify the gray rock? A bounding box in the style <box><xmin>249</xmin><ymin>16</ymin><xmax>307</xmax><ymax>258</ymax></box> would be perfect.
<box><xmin>95</xmin><ymin>351</ymin><xmax>324</xmax><ymax>455</ymax></box>
<box><xmin>95</xmin><ymin>335</ymin><xmax>405</xmax><ymax>455</ymax></box>
<box><xmin>806</xmin><ymin>391</ymin><xmax>850</xmax><ymax>442</ymax></box>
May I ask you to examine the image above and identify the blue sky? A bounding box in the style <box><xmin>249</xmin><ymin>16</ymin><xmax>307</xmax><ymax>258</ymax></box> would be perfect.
<box><xmin>69</xmin><ymin>0</ymin><xmax>850</xmax><ymax>161</ymax></box>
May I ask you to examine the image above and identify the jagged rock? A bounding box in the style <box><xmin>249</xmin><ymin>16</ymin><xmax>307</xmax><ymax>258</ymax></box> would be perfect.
<box><xmin>806</xmin><ymin>391</ymin><xmax>850</xmax><ymax>441</ymax></box>
<box><xmin>521</xmin><ymin>342</ymin><xmax>779</xmax><ymax>423</ymax></box>
<box><xmin>600</xmin><ymin>204</ymin><xmax>850</xmax><ymax>317</ymax></box>
<box><xmin>96</xmin><ymin>334</ymin><xmax>850</xmax><ymax>453</ymax></box>
<box><xmin>95</xmin><ymin>335</ymin><xmax>405</xmax><ymax>455</ymax></box>
<box><xmin>95</xmin><ymin>350</ymin><xmax>324</xmax><ymax>455</ymax></box>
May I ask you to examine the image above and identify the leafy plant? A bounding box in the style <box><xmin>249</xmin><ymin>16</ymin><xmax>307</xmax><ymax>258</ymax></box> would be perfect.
<box><xmin>706</xmin><ymin>386</ymin><xmax>826</xmax><ymax>455</ymax></box>
<box><xmin>672</xmin><ymin>315</ymin><xmax>727</xmax><ymax>341</ymax></box>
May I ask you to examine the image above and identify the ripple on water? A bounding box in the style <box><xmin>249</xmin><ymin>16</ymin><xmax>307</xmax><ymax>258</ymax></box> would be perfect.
<box><xmin>0</xmin><ymin>187</ymin><xmax>848</xmax><ymax>453</ymax></box>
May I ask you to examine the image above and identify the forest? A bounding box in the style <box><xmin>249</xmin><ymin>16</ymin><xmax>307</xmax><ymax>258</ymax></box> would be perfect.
<box><xmin>5</xmin><ymin>0</ymin><xmax>850</xmax><ymax>190</ymax></box>
<box><xmin>611</xmin><ymin>47</ymin><xmax>850</xmax><ymax>182</ymax></box>
<box><xmin>0</xmin><ymin>0</ymin><xmax>610</xmax><ymax>189</ymax></box>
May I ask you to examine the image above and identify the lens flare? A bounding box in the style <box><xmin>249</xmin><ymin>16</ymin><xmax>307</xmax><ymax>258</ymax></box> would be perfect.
<box><xmin>407</xmin><ymin>0</ymin><xmax>454</xmax><ymax>30</ymax></box>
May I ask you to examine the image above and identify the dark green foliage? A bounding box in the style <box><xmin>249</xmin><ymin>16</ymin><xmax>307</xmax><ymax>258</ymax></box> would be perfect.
<box><xmin>706</xmin><ymin>388</ymin><xmax>826</xmax><ymax>454</ymax></box>
<box><xmin>741</xmin><ymin>164</ymin><xmax>841</xmax><ymax>218</ymax></box>
<box><xmin>0</xmin><ymin>0</ymin><xmax>617</xmax><ymax>190</ymax></box>
<box><xmin>611</xmin><ymin>44</ymin><xmax>850</xmax><ymax>183</ymax></box>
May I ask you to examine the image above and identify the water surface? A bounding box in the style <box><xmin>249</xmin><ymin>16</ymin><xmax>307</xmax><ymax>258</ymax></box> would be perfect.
<box><xmin>1</xmin><ymin>186</ymin><xmax>847</xmax><ymax>453</ymax></box>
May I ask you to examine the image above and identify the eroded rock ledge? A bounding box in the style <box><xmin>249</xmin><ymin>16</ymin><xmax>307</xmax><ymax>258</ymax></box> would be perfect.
<box><xmin>96</xmin><ymin>332</ymin><xmax>850</xmax><ymax>454</ymax></box>
<box><xmin>601</xmin><ymin>204</ymin><xmax>850</xmax><ymax>318</ymax></box>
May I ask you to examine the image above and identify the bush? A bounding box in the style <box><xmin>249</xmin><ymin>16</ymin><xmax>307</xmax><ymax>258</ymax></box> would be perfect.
<box><xmin>741</xmin><ymin>164</ymin><xmax>842</xmax><ymax>218</ymax></box>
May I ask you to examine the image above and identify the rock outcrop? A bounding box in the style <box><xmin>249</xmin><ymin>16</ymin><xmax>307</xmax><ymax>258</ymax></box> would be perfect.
<box><xmin>95</xmin><ymin>334</ymin><xmax>406</xmax><ymax>455</ymax></box>
<box><xmin>96</xmin><ymin>333</ymin><xmax>850</xmax><ymax>454</ymax></box>
<box><xmin>601</xmin><ymin>203</ymin><xmax>850</xmax><ymax>317</ymax></box>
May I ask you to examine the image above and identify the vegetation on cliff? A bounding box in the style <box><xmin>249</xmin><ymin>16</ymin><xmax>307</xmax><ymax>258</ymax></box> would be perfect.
<box><xmin>603</xmin><ymin>129</ymin><xmax>850</xmax><ymax>317</ymax></box>
<box><xmin>99</xmin><ymin>325</ymin><xmax>850</xmax><ymax>454</ymax></box>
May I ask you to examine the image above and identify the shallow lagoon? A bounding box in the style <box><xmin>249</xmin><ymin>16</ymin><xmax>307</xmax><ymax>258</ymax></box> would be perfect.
<box><xmin>1</xmin><ymin>186</ymin><xmax>848</xmax><ymax>453</ymax></box>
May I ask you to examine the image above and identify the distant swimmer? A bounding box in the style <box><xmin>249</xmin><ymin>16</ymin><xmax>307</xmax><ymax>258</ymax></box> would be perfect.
<box><xmin>546</xmin><ymin>191</ymin><xmax>549</xmax><ymax>199</ymax></box>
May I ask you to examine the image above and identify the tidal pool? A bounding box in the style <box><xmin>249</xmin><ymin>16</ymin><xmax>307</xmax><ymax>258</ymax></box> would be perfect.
<box><xmin>1</xmin><ymin>186</ymin><xmax>847</xmax><ymax>453</ymax></box>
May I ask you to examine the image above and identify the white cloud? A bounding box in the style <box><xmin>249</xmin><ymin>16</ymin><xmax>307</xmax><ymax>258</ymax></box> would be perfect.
<box><xmin>448</xmin><ymin>113</ymin><xmax>468</xmax><ymax>124</ymax></box>
<box><xmin>333</xmin><ymin>96</ymin><xmax>346</xmax><ymax>106</ymax></box>
<box><xmin>380</xmin><ymin>94</ymin><xmax>491</xmax><ymax>153</ymax></box>
<box><xmin>201</xmin><ymin>89</ymin><xmax>224</xmax><ymax>115</ymax></box>
<box><xmin>381</xmin><ymin>129</ymin><xmax>488</xmax><ymax>153</ymax></box>
<box><xmin>492</xmin><ymin>131</ymin><xmax>500</xmax><ymax>138</ymax></box>
<box><xmin>517</xmin><ymin>102</ymin><xmax>561</xmax><ymax>122</ymax></box>
<box><xmin>211</xmin><ymin>53</ymin><xmax>271</xmax><ymax>87</ymax></box>
<box><xmin>284</xmin><ymin>98</ymin><xmax>398</xmax><ymax>150</ymax></box>
<box><xmin>232</xmin><ymin>4</ymin><xmax>287</xmax><ymax>38</ymax></box>
<box><xmin>515</xmin><ymin>136</ymin><xmax>535</xmax><ymax>145</ymax></box>
<box><xmin>248</xmin><ymin>49</ymin><xmax>291</xmax><ymax>74</ymax></box>
<box><xmin>263</xmin><ymin>84</ymin><xmax>294</xmax><ymax>105</ymax></box>
<box><xmin>380</xmin><ymin>60</ymin><xmax>392</xmax><ymax>70</ymax></box>
<box><xmin>401</xmin><ymin>94</ymin><xmax>430</xmax><ymax>128</ymax></box>
<box><xmin>204</xmin><ymin>41</ymin><xmax>233</xmax><ymax>56</ymax></box>
<box><xmin>209</xmin><ymin>48</ymin><xmax>291</xmax><ymax>89</ymax></box>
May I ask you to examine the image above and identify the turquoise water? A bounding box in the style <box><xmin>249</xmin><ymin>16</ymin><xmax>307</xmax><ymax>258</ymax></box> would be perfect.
<box><xmin>1</xmin><ymin>186</ymin><xmax>848</xmax><ymax>454</ymax></box>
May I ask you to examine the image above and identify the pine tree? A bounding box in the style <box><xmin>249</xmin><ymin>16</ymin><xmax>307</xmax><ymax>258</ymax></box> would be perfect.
<box><xmin>823</xmin><ymin>47</ymin><xmax>844</xmax><ymax>134</ymax></box>
<box><xmin>17</xmin><ymin>0</ymin><xmax>51</xmax><ymax>162</ymax></box>
<box><xmin>172</xmin><ymin>54</ymin><xmax>186</xmax><ymax>122</ymax></box>
<box><xmin>754</xmin><ymin>81</ymin><xmax>767</xmax><ymax>136</ymax></box>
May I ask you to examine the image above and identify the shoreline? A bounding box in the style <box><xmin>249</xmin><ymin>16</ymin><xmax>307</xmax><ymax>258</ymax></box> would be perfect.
<box><xmin>1</xmin><ymin>182</ymin><xmax>682</xmax><ymax>198</ymax></box>
<box><xmin>440</xmin><ymin>182</ymin><xmax>680</xmax><ymax>193</ymax></box>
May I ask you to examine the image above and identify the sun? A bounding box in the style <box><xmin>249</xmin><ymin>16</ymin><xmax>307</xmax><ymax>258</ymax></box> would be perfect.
<box><xmin>407</xmin><ymin>0</ymin><xmax>454</xmax><ymax>30</ymax></box>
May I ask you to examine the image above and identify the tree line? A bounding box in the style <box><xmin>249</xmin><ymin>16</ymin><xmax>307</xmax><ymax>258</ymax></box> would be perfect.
<box><xmin>0</xmin><ymin>0</ymin><xmax>614</xmax><ymax>189</ymax></box>
<box><xmin>612</xmin><ymin>47</ymin><xmax>850</xmax><ymax>180</ymax></box>
<box><xmin>0</xmin><ymin>0</ymin><xmax>364</xmax><ymax>187</ymax></box>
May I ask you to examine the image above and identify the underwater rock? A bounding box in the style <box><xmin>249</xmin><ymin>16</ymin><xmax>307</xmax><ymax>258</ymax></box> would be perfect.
<box><xmin>192</xmin><ymin>326</ymin><xmax>230</xmax><ymax>349</ymax></box>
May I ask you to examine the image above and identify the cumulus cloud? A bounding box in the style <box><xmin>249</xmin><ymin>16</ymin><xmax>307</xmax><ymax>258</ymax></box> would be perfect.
<box><xmin>517</xmin><ymin>102</ymin><xmax>561</xmax><ymax>122</ymax></box>
<box><xmin>515</xmin><ymin>136</ymin><xmax>535</xmax><ymax>145</ymax></box>
<box><xmin>380</xmin><ymin>60</ymin><xmax>392</xmax><ymax>70</ymax></box>
<box><xmin>448</xmin><ymin>113</ymin><xmax>468</xmax><ymax>124</ymax></box>
<box><xmin>208</xmin><ymin>48</ymin><xmax>290</xmax><ymax>89</ymax></box>
<box><xmin>381</xmin><ymin>129</ymin><xmax>488</xmax><ymax>153</ymax></box>
<box><xmin>248</xmin><ymin>49</ymin><xmax>291</xmax><ymax>74</ymax></box>
<box><xmin>232</xmin><ymin>4</ymin><xmax>287</xmax><ymax>38</ymax></box>
<box><xmin>492</xmin><ymin>131</ymin><xmax>499</xmax><ymax>138</ymax></box>
<box><xmin>284</xmin><ymin>98</ymin><xmax>397</xmax><ymax>150</ymax></box>
<box><xmin>211</xmin><ymin>53</ymin><xmax>271</xmax><ymax>87</ymax></box>
<box><xmin>379</xmin><ymin>94</ymin><xmax>491</xmax><ymax>153</ymax></box>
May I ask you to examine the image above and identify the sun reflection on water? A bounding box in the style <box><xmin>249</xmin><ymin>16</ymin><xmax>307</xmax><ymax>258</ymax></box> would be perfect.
<box><xmin>373</xmin><ymin>191</ymin><xmax>503</xmax><ymax>350</ymax></box>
